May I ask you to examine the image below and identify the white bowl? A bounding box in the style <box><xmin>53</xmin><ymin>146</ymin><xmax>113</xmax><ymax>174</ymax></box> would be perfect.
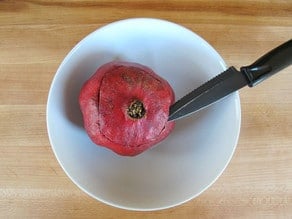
<box><xmin>47</xmin><ymin>18</ymin><xmax>241</xmax><ymax>211</ymax></box>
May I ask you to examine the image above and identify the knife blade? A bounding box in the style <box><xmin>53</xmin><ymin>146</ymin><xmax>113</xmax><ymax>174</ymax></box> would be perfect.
<box><xmin>168</xmin><ymin>39</ymin><xmax>292</xmax><ymax>121</ymax></box>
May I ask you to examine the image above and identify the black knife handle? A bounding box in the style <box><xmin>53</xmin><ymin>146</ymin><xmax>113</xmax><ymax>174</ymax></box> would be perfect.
<box><xmin>240</xmin><ymin>39</ymin><xmax>292</xmax><ymax>87</ymax></box>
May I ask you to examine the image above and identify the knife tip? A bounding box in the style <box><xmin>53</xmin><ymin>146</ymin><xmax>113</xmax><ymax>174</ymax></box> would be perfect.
<box><xmin>168</xmin><ymin>113</ymin><xmax>179</xmax><ymax>122</ymax></box>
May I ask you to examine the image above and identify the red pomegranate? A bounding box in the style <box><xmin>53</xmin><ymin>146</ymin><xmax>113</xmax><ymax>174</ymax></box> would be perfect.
<box><xmin>79</xmin><ymin>61</ymin><xmax>175</xmax><ymax>156</ymax></box>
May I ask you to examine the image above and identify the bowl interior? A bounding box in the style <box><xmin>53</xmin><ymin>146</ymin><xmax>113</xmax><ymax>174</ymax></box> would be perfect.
<box><xmin>47</xmin><ymin>18</ymin><xmax>240</xmax><ymax>211</ymax></box>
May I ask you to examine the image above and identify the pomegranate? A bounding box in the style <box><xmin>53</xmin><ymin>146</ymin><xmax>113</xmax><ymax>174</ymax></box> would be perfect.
<box><xmin>79</xmin><ymin>61</ymin><xmax>175</xmax><ymax>156</ymax></box>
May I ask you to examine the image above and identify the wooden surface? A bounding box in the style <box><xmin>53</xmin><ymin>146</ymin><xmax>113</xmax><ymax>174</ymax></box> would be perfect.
<box><xmin>0</xmin><ymin>0</ymin><xmax>291</xmax><ymax>218</ymax></box>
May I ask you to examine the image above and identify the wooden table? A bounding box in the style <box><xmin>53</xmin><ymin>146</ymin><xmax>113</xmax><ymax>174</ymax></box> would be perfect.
<box><xmin>0</xmin><ymin>1</ymin><xmax>291</xmax><ymax>218</ymax></box>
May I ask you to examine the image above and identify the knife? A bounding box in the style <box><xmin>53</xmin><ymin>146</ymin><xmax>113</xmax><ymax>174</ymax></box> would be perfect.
<box><xmin>168</xmin><ymin>39</ymin><xmax>292</xmax><ymax>121</ymax></box>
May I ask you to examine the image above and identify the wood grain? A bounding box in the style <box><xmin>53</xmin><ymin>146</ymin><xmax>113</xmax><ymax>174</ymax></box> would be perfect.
<box><xmin>0</xmin><ymin>0</ymin><xmax>291</xmax><ymax>218</ymax></box>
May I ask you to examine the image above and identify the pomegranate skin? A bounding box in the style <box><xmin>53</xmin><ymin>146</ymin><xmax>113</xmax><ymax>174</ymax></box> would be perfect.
<box><xmin>79</xmin><ymin>61</ymin><xmax>175</xmax><ymax>156</ymax></box>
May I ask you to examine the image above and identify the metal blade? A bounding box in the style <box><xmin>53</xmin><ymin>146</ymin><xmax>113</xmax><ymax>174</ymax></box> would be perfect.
<box><xmin>168</xmin><ymin>67</ymin><xmax>249</xmax><ymax>121</ymax></box>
